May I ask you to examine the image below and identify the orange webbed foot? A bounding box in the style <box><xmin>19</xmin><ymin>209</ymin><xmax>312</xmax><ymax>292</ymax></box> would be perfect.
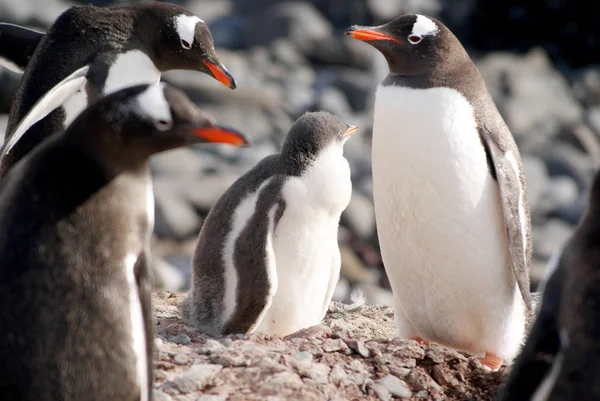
<box><xmin>479</xmin><ymin>353</ymin><xmax>503</xmax><ymax>371</ymax></box>
<box><xmin>411</xmin><ymin>337</ymin><xmax>429</xmax><ymax>346</ymax></box>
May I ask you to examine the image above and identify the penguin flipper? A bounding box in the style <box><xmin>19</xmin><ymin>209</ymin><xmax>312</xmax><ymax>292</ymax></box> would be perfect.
<box><xmin>134</xmin><ymin>250</ymin><xmax>153</xmax><ymax>401</ymax></box>
<box><xmin>1</xmin><ymin>65</ymin><xmax>89</xmax><ymax>159</ymax></box>
<box><xmin>497</xmin><ymin>255</ymin><xmax>565</xmax><ymax>401</ymax></box>
<box><xmin>223</xmin><ymin>183</ymin><xmax>285</xmax><ymax>335</ymax></box>
<box><xmin>480</xmin><ymin>124</ymin><xmax>533</xmax><ymax>308</ymax></box>
<box><xmin>0</xmin><ymin>23</ymin><xmax>44</xmax><ymax>73</ymax></box>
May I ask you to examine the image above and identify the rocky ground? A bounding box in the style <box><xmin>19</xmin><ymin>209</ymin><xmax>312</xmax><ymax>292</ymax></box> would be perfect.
<box><xmin>153</xmin><ymin>292</ymin><xmax>508</xmax><ymax>401</ymax></box>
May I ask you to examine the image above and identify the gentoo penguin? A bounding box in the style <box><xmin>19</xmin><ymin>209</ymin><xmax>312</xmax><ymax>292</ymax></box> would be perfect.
<box><xmin>346</xmin><ymin>14</ymin><xmax>532</xmax><ymax>371</ymax></box>
<box><xmin>182</xmin><ymin>111</ymin><xmax>356</xmax><ymax>337</ymax></box>
<box><xmin>0</xmin><ymin>23</ymin><xmax>43</xmax><ymax>73</ymax></box>
<box><xmin>0</xmin><ymin>82</ymin><xmax>248</xmax><ymax>401</ymax></box>
<box><xmin>0</xmin><ymin>2</ymin><xmax>237</xmax><ymax>177</ymax></box>
<box><xmin>498</xmin><ymin>170</ymin><xmax>600</xmax><ymax>401</ymax></box>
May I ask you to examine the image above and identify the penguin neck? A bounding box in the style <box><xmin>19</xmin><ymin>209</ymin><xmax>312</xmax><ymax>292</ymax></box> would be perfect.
<box><xmin>65</xmin><ymin>128</ymin><xmax>151</xmax><ymax>178</ymax></box>
<box><xmin>383</xmin><ymin>56</ymin><xmax>475</xmax><ymax>91</ymax></box>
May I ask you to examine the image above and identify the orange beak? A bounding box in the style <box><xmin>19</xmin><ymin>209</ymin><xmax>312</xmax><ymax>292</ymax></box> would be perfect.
<box><xmin>191</xmin><ymin>126</ymin><xmax>249</xmax><ymax>146</ymax></box>
<box><xmin>344</xmin><ymin>125</ymin><xmax>359</xmax><ymax>137</ymax></box>
<box><xmin>345</xmin><ymin>27</ymin><xmax>401</xmax><ymax>44</ymax></box>
<box><xmin>203</xmin><ymin>60</ymin><xmax>237</xmax><ymax>89</ymax></box>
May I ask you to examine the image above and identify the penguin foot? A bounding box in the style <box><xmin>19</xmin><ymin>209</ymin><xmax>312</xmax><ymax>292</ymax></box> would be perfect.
<box><xmin>478</xmin><ymin>353</ymin><xmax>503</xmax><ymax>371</ymax></box>
<box><xmin>411</xmin><ymin>337</ymin><xmax>429</xmax><ymax>346</ymax></box>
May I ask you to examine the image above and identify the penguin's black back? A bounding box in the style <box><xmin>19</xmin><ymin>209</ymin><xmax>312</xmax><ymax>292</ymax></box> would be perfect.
<box><xmin>0</xmin><ymin>133</ymin><xmax>149</xmax><ymax>401</ymax></box>
<box><xmin>2</xmin><ymin>6</ymin><xmax>136</xmax><ymax>177</ymax></box>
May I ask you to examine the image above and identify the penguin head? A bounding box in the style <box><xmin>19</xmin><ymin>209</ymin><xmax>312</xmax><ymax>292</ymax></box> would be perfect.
<box><xmin>280</xmin><ymin>111</ymin><xmax>357</xmax><ymax>172</ymax></box>
<box><xmin>69</xmin><ymin>83</ymin><xmax>249</xmax><ymax>159</ymax></box>
<box><xmin>136</xmin><ymin>3</ymin><xmax>236</xmax><ymax>89</ymax></box>
<box><xmin>345</xmin><ymin>14</ymin><xmax>461</xmax><ymax>76</ymax></box>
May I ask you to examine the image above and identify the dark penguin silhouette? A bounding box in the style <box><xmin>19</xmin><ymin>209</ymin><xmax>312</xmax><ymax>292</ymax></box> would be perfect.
<box><xmin>0</xmin><ymin>2</ymin><xmax>237</xmax><ymax>177</ymax></box>
<box><xmin>0</xmin><ymin>82</ymin><xmax>248</xmax><ymax>401</ymax></box>
<box><xmin>498</xmin><ymin>170</ymin><xmax>600</xmax><ymax>401</ymax></box>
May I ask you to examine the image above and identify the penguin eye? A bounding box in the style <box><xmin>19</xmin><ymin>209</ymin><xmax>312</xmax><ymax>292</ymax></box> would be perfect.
<box><xmin>154</xmin><ymin>119</ymin><xmax>173</xmax><ymax>131</ymax></box>
<box><xmin>408</xmin><ymin>35</ymin><xmax>422</xmax><ymax>45</ymax></box>
<box><xmin>180</xmin><ymin>39</ymin><xmax>192</xmax><ymax>50</ymax></box>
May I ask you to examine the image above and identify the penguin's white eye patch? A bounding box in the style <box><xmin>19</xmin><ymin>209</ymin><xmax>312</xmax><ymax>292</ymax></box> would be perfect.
<box><xmin>135</xmin><ymin>83</ymin><xmax>173</xmax><ymax>129</ymax></box>
<box><xmin>180</xmin><ymin>39</ymin><xmax>192</xmax><ymax>49</ymax></box>
<box><xmin>408</xmin><ymin>35</ymin><xmax>422</xmax><ymax>44</ymax></box>
<box><xmin>411</xmin><ymin>14</ymin><xmax>439</xmax><ymax>38</ymax></box>
<box><xmin>174</xmin><ymin>14</ymin><xmax>203</xmax><ymax>51</ymax></box>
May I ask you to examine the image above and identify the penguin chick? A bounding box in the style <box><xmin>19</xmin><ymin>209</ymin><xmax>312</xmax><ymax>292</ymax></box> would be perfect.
<box><xmin>498</xmin><ymin>170</ymin><xmax>600</xmax><ymax>401</ymax></box>
<box><xmin>346</xmin><ymin>14</ymin><xmax>532</xmax><ymax>371</ymax></box>
<box><xmin>182</xmin><ymin>111</ymin><xmax>356</xmax><ymax>337</ymax></box>
<box><xmin>0</xmin><ymin>83</ymin><xmax>248</xmax><ymax>401</ymax></box>
<box><xmin>0</xmin><ymin>2</ymin><xmax>237</xmax><ymax>177</ymax></box>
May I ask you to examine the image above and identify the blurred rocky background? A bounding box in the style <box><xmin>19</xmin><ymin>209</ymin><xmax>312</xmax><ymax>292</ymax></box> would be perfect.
<box><xmin>0</xmin><ymin>0</ymin><xmax>597</xmax><ymax>304</ymax></box>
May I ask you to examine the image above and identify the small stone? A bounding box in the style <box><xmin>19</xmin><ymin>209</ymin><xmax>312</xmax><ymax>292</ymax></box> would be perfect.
<box><xmin>153</xmin><ymin>390</ymin><xmax>173</xmax><ymax>401</ymax></box>
<box><xmin>196</xmin><ymin>395</ymin><xmax>227</xmax><ymax>401</ymax></box>
<box><xmin>329</xmin><ymin>365</ymin><xmax>349</xmax><ymax>385</ymax></box>
<box><xmin>170</xmin><ymin>334</ymin><xmax>191</xmax><ymax>346</ymax></box>
<box><xmin>376</xmin><ymin>375</ymin><xmax>412</xmax><ymax>399</ymax></box>
<box><xmin>322</xmin><ymin>338</ymin><xmax>348</xmax><ymax>353</ymax></box>
<box><xmin>200</xmin><ymin>339</ymin><xmax>225</xmax><ymax>354</ymax></box>
<box><xmin>389</xmin><ymin>367</ymin><xmax>412</xmax><ymax>378</ymax></box>
<box><xmin>346</xmin><ymin>339</ymin><xmax>370</xmax><ymax>358</ymax></box>
<box><xmin>173</xmin><ymin>353</ymin><xmax>189</xmax><ymax>365</ymax></box>
<box><xmin>390</xmin><ymin>341</ymin><xmax>426</xmax><ymax>359</ymax></box>
<box><xmin>405</xmin><ymin>369</ymin><xmax>442</xmax><ymax>393</ymax></box>
<box><xmin>217</xmin><ymin>338</ymin><xmax>234</xmax><ymax>348</ymax></box>
<box><xmin>256</xmin><ymin>357</ymin><xmax>286</xmax><ymax>371</ymax></box>
<box><xmin>299</xmin><ymin>342</ymin><xmax>323</xmax><ymax>356</ymax></box>
<box><xmin>285</xmin><ymin>325</ymin><xmax>332</xmax><ymax>340</ymax></box>
<box><xmin>171</xmin><ymin>364</ymin><xmax>223</xmax><ymax>393</ymax></box>
<box><xmin>209</xmin><ymin>351</ymin><xmax>249</xmax><ymax>367</ymax></box>
<box><xmin>293</xmin><ymin>351</ymin><xmax>313</xmax><ymax>361</ymax></box>
<box><xmin>369</xmin><ymin>382</ymin><xmax>392</xmax><ymax>401</ymax></box>
<box><xmin>265</xmin><ymin>371</ymin><xmax>304</xmax><ymax>389</ymax></box>
<box><xmin>431</xmin><ymin>365</ymin><xmax>460</xmax><ymax>387</ymax></box>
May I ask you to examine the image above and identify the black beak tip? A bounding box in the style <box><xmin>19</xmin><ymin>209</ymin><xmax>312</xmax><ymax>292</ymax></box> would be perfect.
<box><xmin>345</xmin><ymin>26</ymin><xmax>357</xmax><ymax>35</ymax></box>
<box><xmin>228</xmin><ymin>75</ymin><xmax>238</xmax><ymax>90</ymax></box>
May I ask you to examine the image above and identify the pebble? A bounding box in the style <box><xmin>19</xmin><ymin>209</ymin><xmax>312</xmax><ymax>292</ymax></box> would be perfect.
<box><xmin>322</xmin><ymin>338</ymin><xmax>349</xmax><ymax>353</ymax></box>
<box><xmin>170</xmin><ymin>364</ymin><xmax>223</xmax><ymax>393</ymax></box>
<box><xmin>173</xmin><ymin>353</ymin><xmax>189</xmax><ymax>365</ymax></box>
<box><xmin>153</xmin><ymin>390</ymin><xmax>173</xmax><ymax>401</ymax></box>
<box><xmin>370</xmin><ymin>382</ymin><xmax>391</xmax><ymax>401</ymax></box>
<box><xmin>200</xmin><ymin>339</ymin><xmax>226</xmax><ymax>354</ymax></box>
<box><xmin>346</xmin><ymin>339</ymin><xmax>370</xmax><ymax>358</ymax></box>
<box><xmin>376</xmin><ymin>375</ymin><xmax>412</xmax><ymax>399</ymax></box>
<box><xmin>170</xmin><ymin>334</ymin><xmax>191</xmax><ymax>346</ymax></box>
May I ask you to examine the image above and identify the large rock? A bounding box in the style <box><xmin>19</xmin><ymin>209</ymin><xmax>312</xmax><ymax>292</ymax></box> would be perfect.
<box><xmin>237</xmin><ymin>2</ymin><xmax>332</xmax><ymax>50</ymax></box>
<box><xmin>477</xmin><ymin>49</ymin><xmax>583</xmax><ymax>147</ymax></box>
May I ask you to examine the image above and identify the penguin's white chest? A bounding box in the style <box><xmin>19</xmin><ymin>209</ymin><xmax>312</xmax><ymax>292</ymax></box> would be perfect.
<box><xmin>63</xmin><ymin>50</ymin><xmax>161</xmax><ymax>128</ymax></box>
<box><xmin>257</xmin><ymin>145</ymin><xmax>352</xmax><ymax>336</ymax></box>
<box><xmin>372</xmin><ymin>85</ymin><xmax>524</xmax><ymax>358</ymax></box>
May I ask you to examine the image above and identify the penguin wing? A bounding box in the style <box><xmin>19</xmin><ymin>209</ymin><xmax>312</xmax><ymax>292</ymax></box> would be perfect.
<box><xmin>134</xmin><ymin>250</ymin><xmax>153</xmax><ymax>401</ymax></box>
<box><xmin>0</xmin><ymin>23</ymin><xmax>44</xmax><ymax>73</ymax></box>
<box><xmin>224</xmin><ymin>178</ymin><xmax>286</xmax><ymax>334</ymax></box>
<box><xmin>497</xmin><ymin>252</ymin><xmax>565</xmax><ymax>400</ymax></box>
<box><xmin>480</xmin><ymin>124</ymin><xmax>533</xmax><ymax>308</ymax></box>
<box><xmin>1</xmin><ymin>65</ymin><xmax>89</xmax><ymax>159</ymax></box>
